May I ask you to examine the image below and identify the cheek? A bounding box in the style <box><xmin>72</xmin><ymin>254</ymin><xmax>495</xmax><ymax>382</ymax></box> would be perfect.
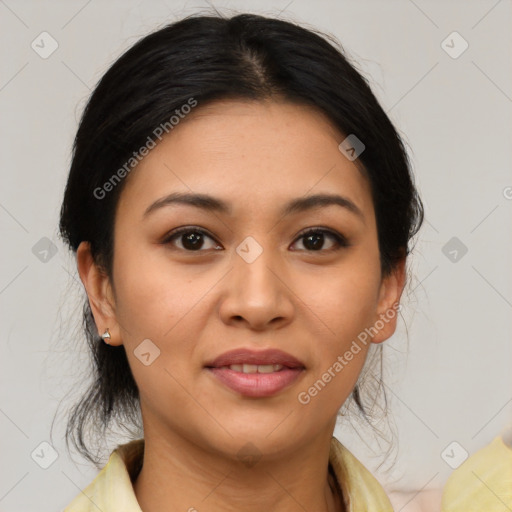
<box><xmin>295</xmin><ymin>278</ymin><xmax>375</xmax><ymax>414</ymax></box>
<box><xmin>110</xmin><ymin>249</ymin><xmax>202</xmax><ymax>410</ymax></box>
<box><xmin>110</xmin><ymin>245</ymin><xmax>219</xmax><ymax>385</ymax></box>
<box><xmin>112</xmin><ymin>244</ymin><xmax>192</xmax><ymax>335</ymax></box>
<box><xmin>294</xmin><ymin>254</ymin><xmax>381</xmax><ymax>405</ymax></box>
<box><xmin>301</xmin><ymin>256</ymin><xmax>381</xmax><ymax>341</ymax></box>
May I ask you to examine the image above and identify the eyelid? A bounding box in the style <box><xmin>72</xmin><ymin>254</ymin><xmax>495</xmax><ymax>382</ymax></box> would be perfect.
<box><xmin>292</xmin><ymin>226</ymin><xmax>350</xmax><ymax>250</ymax></box>
<box><xmin>161</xmin><ymin>226</ymin><xmax>221</xmax><ymax>248</ymax></box>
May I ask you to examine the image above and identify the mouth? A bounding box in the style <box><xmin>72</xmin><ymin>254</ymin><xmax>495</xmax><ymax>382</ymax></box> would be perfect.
<box><xmin>205</xmin><ymin>348</ymin><xmax>305</xmax><ymax>398</ymax></box>
<box><xmin>215</xmin><ymin>363</ymin><xmax>289</xmax><ymax>373</ymax></box>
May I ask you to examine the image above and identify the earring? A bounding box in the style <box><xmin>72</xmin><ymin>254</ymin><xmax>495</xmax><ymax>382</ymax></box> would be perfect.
<box><xmin>101</xmin><ymin>328</ymin><xmax>111</xmax><ymax>344</ymax></box>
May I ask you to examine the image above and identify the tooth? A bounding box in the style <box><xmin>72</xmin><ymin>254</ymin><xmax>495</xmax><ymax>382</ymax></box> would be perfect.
<box><xmin>226</xmin><ymin>363</ymin><xmax>285</xmax><ymax>373</ymax></box>
<box><xmin>257</xmin><ymin>364</ymin><xmax>275</xmax><ymax>373</ymax></box>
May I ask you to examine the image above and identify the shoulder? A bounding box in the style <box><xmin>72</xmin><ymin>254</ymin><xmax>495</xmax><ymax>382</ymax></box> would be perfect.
<box><xmin>329</xmin><ymin>436</ymin><xmax>394</xmax><ymax>512</ymax></box>
<box><xmin>441</xmin><ymin>435</ymin><xmax>512</xmax><ymax>512</ymax></box>
<box><xmin>62</xmin><ymin>439</ymin><xmax>144</xmax><ymax>512</ymax></box>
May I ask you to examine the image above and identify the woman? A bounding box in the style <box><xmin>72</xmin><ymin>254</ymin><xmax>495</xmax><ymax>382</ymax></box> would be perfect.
<box><xmin>60</xmin><ymin>12</ymin><xmax>423</xmax><ymax>511</ymax></box>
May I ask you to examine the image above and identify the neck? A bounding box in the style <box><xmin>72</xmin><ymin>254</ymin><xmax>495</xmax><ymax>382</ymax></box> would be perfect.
<box><xmin>133</xmin><ymin>427</ymin><xmax>344</xmax><ymax>512</ymax></box>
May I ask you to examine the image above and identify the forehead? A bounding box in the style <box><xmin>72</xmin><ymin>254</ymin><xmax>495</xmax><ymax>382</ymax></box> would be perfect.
<box><xmin>117</xmin><ymin>99</ymin><xmax>374</xmax><ymax>221</ymax></box>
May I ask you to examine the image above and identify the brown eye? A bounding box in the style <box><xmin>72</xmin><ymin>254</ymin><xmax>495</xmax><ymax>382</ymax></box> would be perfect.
<box><xmin>162</xmin><ymin>227</ymin><xmax>222</xmax><ymax>252</ymax></box>
<box><xmin>291</xmin><ymin>228</ymin><xmax>348</xmax><ymax>252</ymax></box>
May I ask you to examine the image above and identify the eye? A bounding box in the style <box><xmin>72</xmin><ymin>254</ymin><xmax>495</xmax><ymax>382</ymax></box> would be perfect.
<box><xmin>161</xmin><ymin>227</ymin><xmax>222</xmax><ymax>252</ymax></box>
<box><xmin>161</xmin><ymin>226</ymin><xmax>349</xmax><ymax>253</ymax></box>
<box><xmin>291</xmin><ymin>228</ymin><xmax>349</xmax><ymax>252</ymax></box>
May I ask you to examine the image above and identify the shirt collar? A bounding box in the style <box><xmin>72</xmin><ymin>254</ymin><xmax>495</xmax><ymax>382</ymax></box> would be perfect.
<box><xmin>64</xmin><ymin>437</ymin><xmax>393</xmax><ymax>512</ymax></box>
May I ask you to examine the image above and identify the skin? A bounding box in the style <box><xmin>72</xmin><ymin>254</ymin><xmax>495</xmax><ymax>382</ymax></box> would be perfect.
<box><xmin>77</xmin><ymin>99</ymin><xmax>406</xmax><ymax>512</ymax></box>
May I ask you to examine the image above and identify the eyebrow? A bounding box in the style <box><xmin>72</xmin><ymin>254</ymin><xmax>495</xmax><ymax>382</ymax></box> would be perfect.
<box><xmin>143</xmin><ymin>191</ymin><xmax>364</xmax><ymax>220</ymax></box>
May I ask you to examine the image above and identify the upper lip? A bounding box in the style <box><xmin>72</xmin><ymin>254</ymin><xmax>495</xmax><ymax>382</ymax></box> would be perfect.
<box><xmin>205</xmin><ymin>348</ymin><xmax>305</xmax><ymax>369</ymax></box>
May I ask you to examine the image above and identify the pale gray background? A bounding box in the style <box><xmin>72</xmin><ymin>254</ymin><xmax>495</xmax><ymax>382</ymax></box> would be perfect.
<box><xmin>1</xmin><ymin>0</ymin><xmax>511</xmax><ymax>511</ymax></box>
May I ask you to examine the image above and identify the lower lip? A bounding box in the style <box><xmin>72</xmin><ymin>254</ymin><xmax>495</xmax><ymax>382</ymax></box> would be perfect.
<box><xmin>207</xmin><ymin>367</ymin><xmax>304</xmax><ymax>398</ymax></box>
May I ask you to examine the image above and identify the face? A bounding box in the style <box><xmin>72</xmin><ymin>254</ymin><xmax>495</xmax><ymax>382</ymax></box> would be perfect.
<box><xmin>79</xmin><ymin>99</ymin><xmax>404</xmax><ymax>461</ymax></box>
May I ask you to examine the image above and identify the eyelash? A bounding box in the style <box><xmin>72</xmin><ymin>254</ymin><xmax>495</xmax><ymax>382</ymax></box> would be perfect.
<box><xmin>161</xmin><ymin>226</ymin><xmax>349</xmax><ymax>253</ymax></box>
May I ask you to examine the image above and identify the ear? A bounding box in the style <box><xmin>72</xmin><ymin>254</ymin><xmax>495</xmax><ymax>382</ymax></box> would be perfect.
<box><xmin>370</xmin><ymin>257</ymin><xmax>406</xmax><ymax>344</ymax></box>
<box><xmin>76</xmin><ymin>241</ymin><xmax>122</xmax><ymax>346</ymax></box>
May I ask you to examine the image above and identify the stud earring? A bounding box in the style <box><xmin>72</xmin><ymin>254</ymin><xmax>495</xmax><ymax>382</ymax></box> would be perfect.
<box><xmin>101</xmin><ymin>328</ymin><xmax>111</xmax><ymax>344</ymax></box>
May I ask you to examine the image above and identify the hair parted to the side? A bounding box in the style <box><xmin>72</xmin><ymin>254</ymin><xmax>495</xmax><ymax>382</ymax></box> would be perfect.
<box><xmin>57</xmin><ymin>11</ymin><xmax>424</xmax><ymax>468</ymax></box>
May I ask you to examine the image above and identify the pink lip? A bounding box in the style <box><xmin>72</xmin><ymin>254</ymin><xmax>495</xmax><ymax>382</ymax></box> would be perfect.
<box><xmin>206</xmin><ymin>348</ymin><xmax>305</xmax><ymax>368</ymax></box>
<box><xmin>205</xmin><ymin>349</ymin><xmax>305</xmax><ymax>398</ymax></box>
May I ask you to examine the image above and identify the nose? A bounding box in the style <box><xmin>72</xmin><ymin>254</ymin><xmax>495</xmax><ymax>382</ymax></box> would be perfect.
<box><xmin>218</xmin><ymin>243</ymin><xmax>295</xmax><ymax>331</ymax></box>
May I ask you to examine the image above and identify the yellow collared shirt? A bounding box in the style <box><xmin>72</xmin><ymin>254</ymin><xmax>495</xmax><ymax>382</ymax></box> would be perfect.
<box><xmin>64</xmin><ymin>436</ymin><xmax>393</xmax><ymax>512</ymax></box>
<box><xmin>441</xmin><ymin>435</ymin><xmax>512</xmax><ymax>512</ymax></box>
